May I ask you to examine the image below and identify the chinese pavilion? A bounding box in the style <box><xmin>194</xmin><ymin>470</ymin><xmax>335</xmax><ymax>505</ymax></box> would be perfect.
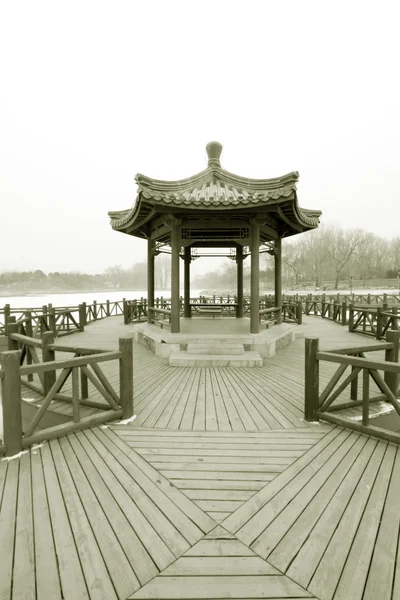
<box><xmin>108</xmin><ymin>142</ymin><xmax>321</xmax><ymax>334</ymax></box>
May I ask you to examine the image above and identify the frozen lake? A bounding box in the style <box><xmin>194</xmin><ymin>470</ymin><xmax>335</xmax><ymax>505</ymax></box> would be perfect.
<box><xmin>0</xmin><ymin>287</ymin><xmax>398</xmax><ymax>310</ymax></box>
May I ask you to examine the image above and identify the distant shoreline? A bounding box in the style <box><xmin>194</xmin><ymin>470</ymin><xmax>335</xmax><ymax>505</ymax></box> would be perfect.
<box><xmin>0</xmin><ymin>288</ymin><xmax>170</xmax><ymax>299</ymax></box>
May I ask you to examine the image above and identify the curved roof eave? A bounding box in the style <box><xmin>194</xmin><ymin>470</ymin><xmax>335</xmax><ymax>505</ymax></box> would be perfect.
<box><xmin>108</xmin><ymin>142</ymin><xmax>322</xmax><ymax>236</ymax></box>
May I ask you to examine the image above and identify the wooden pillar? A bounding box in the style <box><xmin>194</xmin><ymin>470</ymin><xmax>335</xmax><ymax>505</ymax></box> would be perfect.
<box><xmin>274</xmin><ymin>237</ymin><xmax>282</xmax><ymax>324</ymax></box>
<box><xmin>236</xmin><ymin>246</ymin><xmax>244</xmax><ymax>318</ymax></box>
<box><xmin>184</xmin><ymin>246</ymin><xmax>191</xmax><ymax>318</ymax></box>
<box><xmin>147</xmin><ymin>237</ymin><xmax>155</xmax><ymax>324</ymax></box>
<box><xmin>250</xmin><ymin>219</ymin><xmax>260</xmax><ymax>334</ymax></box>
<box><xmin>170</xmin><ymin>219</ymin><xmax>181</xmax><ymax>333</ymax></box>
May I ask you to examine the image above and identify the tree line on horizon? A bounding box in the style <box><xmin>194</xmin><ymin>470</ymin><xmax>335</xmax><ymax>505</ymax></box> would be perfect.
<box><xmin>1</xmin><ymin>224</ymin><xmax>399</xmax><ymax>292</ymax></box>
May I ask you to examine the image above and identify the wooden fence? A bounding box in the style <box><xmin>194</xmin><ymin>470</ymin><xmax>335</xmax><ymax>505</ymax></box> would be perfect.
<box><xmin>2</xmin><ymin>293</ymin><xmax>399</xmax><ymax>342</ymax></box>
<box><xmin>0</xmin><ymin>299</ymin><xmax>126</xmax><ymax>337</ymax></box>
<box><xmin>304</xmin><ymin>331</ymin><xmax>400</xmax><ymax>443</ymax></box>
<box><xmin>0</xmin><ymin>330</ymin><xmax>133</xmax><ymax>457</ymax></box>
<box><xmin>348</xmin><ymin>304</ymin><xmax>399</xmax><ymax>339</ymax></box>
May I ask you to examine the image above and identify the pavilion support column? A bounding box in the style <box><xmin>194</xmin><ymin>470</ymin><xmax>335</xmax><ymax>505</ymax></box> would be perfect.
<box><xmin>170</xmin><ymin>219</ymin><xmax>181</xmax><ymax>333</ymax></box>
<box><xmin>236</xmin><ymin>246</ymin><xmax>244</xmax><ymax>318</ymax></box>
<box><xmin>184</xmin><ymin>246</ymin><xmax>191</xmax><ymax>318</ymax></box>
<box><xmin>250</xmin><ymin>220</ymin><xmax>260</xmax><ymax>334</ymax></box>
<box><xmin>147</xmin><ymin>237</ymin><xmax>155</xmax><ymax>324</ymax></box>
<box><xmin>275</xmin><ymin>237</ymin><xmax>282</xmax><ymax>324</ymax></box>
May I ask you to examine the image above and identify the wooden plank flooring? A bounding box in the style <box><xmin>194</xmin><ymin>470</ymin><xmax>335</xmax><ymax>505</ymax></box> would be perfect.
<box><xmin>128</xmin><ymin>525</ymin><xmax>316</xmax><ymax>599</ymax></box>
<box><xmin>113</xmin><ymin>427</ymin><xmax>332</xmax><ymax>523</ymax></box>
<box><xmin>2</xmin><ymin>314</ymin><xmax>400</xmax><ymax>599</ymax></box>
<box><xmin>222</xmin><ymin>429</ymin><xmax>400</xmax><ymax>600</ymax></box>
<box><xmin>0</xmin><ymin>428</ymin><xmax>216</xmax><ymax>600</ymax></box>
<box><xmin>20</xmin><ymin>314</ymin><xmax>393</xmax><ymax>433</ymax></box>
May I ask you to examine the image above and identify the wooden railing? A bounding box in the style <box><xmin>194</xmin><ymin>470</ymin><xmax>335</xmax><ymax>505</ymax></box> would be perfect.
<box><xmin>259</xmin><ymin>307</ymin><xmax>281</xmax><ymax>327</ymax></box>
<box><xmin>304</xmin><ymin>330</ymin><xmax>400</xmax><ymax>443</ymax></box>
<box><xmin>123</xmin><ymin>299</ymin><xmax>148</xmax><ymax>324</ymax></box>
<box><xmin>147</xmin><ymin>307</ymin><xmax>172</xmax><ymax>328</ymax></box>
<box><xmin>292</xmin><ymin>292</ymin><xmax>400</xmax><ymax>306</ymax></box>
<box><xmin>349</xmin><ymin>304</ymin><xmax>399</xmax><ymax>339</ymax></box>
<box><xmin>0</xmin><ymin>330</ymin><xmax>133</xmax><ymax>457</ymax></box>
<box><xmin>282</xmin><ymin>300</ymin><xmax>303</xmax><ymax>324</ymax></box>
<box><xmin>1</xmin><ymin>299</ymin><xmax>126</xmax><ymax>338</ymax></box>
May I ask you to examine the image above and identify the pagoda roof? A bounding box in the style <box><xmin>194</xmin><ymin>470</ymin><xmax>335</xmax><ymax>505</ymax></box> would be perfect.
<box><xmin>109</xmin><ymin>142</ymin><xmax>321</xmax><ymax>239</ymax></box>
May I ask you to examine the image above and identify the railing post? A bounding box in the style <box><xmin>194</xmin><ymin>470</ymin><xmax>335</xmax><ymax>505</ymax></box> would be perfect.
<box><xmin>1</xmin><ymin>350</ymin><xmax>23</xmax><ymax>456</ymax></box>
<box><xmin>106</xmin><ymin>299</ymin><xmax>110</xmax><ymax>317</ymax></box>
<box><xmin>348</xmin><ymin>303</ymin><xmax>354</xmax><ymax>332</ymax></box>
<box><xmin>42</xmin><ymin>331</ymin><xmax>56</xmax><ymax>394</ymax></box>
<box><xmin>80</xmin><ymin>366</ymin><xmax>89</xmax><ymax>400</ymax></box>
<box><xmin>119</xmin><ymin>337</ymin><xmax>133</xmax><ymax>419</ymax></box>
<box><xmin>385</xmin><ymin>330</ymin><xmax>400</xmax><ymax>396</ymax></box>
<box><xmin>341</xmin><ymin>300</ymin><xmax>347</xmax><ymax>326</ymax></box>
<box><xmin>93</xmin><ymin>300</ymin><xmax>98</xmax><ymax>320</ymax></box>
<box><xmin>362</xmin><ymin>368</ymin><xmax>370</xmax><ymax>426</ymax></box>
<box><xmin>305</xmin><ymin>337</ymin><xmax>319</xmax><ymax>422</ymax></box>
<box><xmin>376</xmin><ymin>307</ymin><xmax>383</xmax><ymax>340</ymax></box>
<box><xmin>382</xmin><ymin>301</ymin><xmax>389</xmax><ymax>331</ymax></box>
<box><xmin>4</xmin><ymin>304</ymin><xmax>11</xmax><ymax>332</ymax></box>
<box><xmin>123</xmin><ymin>299</ymin><xmax>129</xmax><ymax>325</ymax></box>
<box><xmin>296</xmin><ymin>300</ymin><xmax>303</xmax><ymax>325</ymax></box>
<box><xmin>305</xmin><ymin>297</ymin><xmax>310</xmax><ymax>315</ymax></box>
<box><xmin>79</xmin><ymin>303</ymin><xmax>86</xmax><ymax>330</ymax></box>
<box><xmin>42</xmin><ymin>305</ymin><xmax>48</xmax><ymax>334</ymax></box>
<box><xmin>392</xmin><ymin>306</ymin><xmax>398</xmax><ymax>330</ymax></box>
<box><xmin>48</xmin><ymin>308</ymin><xmax>56</xmax><ymax>334</ymax></box>
<box><xmin>5</xmin><ymin>313</ymin><xmax>15</xmax><ymax>337</ymax></box>
<box><xmin>351</xmin><ymin>367</ymin><xmax>358</xmax><ymax>400</ymax></box>
<box><xmin>7</xmin><ymin>321</ymin><xmax>19</xmax><ymax>351</ymax></box>
<box><xmin>25</xmin><ymin>311</ymin><xmax>34</xmax><ymax>381</ymax></box>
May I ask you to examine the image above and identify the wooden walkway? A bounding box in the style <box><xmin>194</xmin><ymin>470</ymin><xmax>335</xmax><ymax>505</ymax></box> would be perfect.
<box><xmin>20</xmin><ymin>315</ymin><xmax>392</xmax><ymax>430</ymax></box>
<box><xmin>1</xmin><ymin>315</ymin><xmax>399</xmax><ymax>599</ymax></box>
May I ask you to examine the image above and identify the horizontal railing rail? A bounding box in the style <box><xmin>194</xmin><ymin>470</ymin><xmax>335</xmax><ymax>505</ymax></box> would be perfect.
<box><xmin>304</xmin><ymin>330</ymin><xmax>400</xmax><ymax>443</ymax></box>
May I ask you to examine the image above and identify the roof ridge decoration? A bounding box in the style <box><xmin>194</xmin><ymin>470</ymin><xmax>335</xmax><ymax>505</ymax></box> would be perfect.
<box><xmin>108</xmin><ymin>142</ymin><xmax>321</xmax><ymax>234</ymax></box>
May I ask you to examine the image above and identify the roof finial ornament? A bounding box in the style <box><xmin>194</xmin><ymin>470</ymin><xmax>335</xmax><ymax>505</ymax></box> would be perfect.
<box><xmin>206</xmin><ymin>141</ymin><xmax>223</xmax><ymax>167</ymax></box>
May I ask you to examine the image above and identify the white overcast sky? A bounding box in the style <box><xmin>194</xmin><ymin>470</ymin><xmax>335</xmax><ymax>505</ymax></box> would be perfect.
<box><xmin>1</xmin><ymin>1</ymin><xmax>399</xmax><ymax>277</ymax></box>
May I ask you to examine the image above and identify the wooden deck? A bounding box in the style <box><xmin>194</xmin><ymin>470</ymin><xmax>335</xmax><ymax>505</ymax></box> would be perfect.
<box><xmin>19</xmin><ymin>315</ymin><xmax>394</xmax><ymax>431</ymax></box>
<box><xmin>1</xmin><ymin>315</ymin><xmax>399</xmax><ymax>599</ymax></box>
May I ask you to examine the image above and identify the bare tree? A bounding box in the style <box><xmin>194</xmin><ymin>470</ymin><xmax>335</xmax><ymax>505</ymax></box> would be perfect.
<box><xmin>299</xmin><ymin>226</ymin><xmax>331</xmax><ymax>288</ymax></box>
<box><xmin>282</xmin><ymin>240</ymin><xmax>306</xmax><ymax>286</ymax></box>
<box><xmin>325</xmin><ymin>225</ymin><xmax>367</xmax><ymax>289</ymax></box>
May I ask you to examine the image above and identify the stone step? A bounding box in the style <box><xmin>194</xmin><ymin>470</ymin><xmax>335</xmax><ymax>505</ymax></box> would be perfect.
<box><xmin>169</xmin><ymin>351</ymin><xmax>263</xmax><ymax>368</ymax></box>
<box><xmin>186</xmin><ymin>343</ymin><xmax>244</xmax><ymax>355</ymax></box>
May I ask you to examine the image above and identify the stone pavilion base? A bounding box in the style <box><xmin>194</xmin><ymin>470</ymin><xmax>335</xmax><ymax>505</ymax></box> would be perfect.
<box><xmin>133</xmin><ymin>318</ymin><xmax>297</xmax><ymax>366</ymax></box>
